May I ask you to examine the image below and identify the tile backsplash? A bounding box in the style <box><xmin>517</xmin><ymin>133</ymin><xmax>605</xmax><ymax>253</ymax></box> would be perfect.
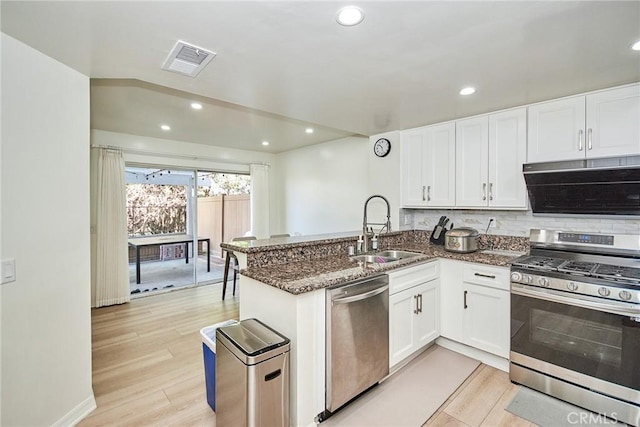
<box><xmin>402</xmin><ymin>209</ymin><xmax>640</xmax><ymax>237</ymax></box>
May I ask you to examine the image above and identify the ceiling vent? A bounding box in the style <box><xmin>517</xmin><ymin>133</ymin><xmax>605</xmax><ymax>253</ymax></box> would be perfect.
<box><xmin>161</xmin><ymin>40</ymin><xmax>216</xmax><ymax>78</ymax></box>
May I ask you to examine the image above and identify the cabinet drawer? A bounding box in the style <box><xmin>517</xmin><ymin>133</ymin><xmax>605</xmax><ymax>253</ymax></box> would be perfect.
<box><xmin>462</xmin><ymin>263</ymin><xmax>509</xmax><ymax>291</ymax></box>
<box><xmin>388</xmin><ymin>261</ymin><xmax>439</xmax><ymax>295</ymax></box>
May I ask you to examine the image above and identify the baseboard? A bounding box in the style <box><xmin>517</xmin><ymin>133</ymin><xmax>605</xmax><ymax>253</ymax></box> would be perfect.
<box><xmin>52</xmin><ymin>394</ymin><xmax>97</xmax><ymax>427</ymax></box>
<box><xmin>435</xmin><ymin>337</ymin><xmax>509</xmax><ymax>372</ymax></box>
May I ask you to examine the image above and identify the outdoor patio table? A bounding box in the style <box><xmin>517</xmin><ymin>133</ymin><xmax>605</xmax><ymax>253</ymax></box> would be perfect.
<box><xmin>128</xmin><ymin>235</ymin><xmax>210</xmax><ymax>284</ymax></box>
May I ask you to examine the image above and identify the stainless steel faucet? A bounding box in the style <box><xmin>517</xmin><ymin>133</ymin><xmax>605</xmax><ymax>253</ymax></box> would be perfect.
<box><xmin>362</xmin><ymin>194</ymin><xmax>391</xmax><ymax>252</ymax></box>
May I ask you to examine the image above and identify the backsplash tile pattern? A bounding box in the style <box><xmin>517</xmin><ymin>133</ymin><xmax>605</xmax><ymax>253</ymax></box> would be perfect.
<box><xmin>403</xmin><ymin>209</ymin><xmax>640</xmax><ymax>237</ymax></box>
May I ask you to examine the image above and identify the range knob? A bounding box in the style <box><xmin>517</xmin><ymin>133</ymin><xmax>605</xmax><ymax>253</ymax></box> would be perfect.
<box><xmin>510</xmin><ymin>272</ymin><xmax>522</xmax><ymax>282</ymax></box>
<box><xmin>567</xmin><ymin>282</ymin><xmax>579</xmax><ymax>291</ymax></box>
<box><xmin>524</xmin><ymin>275</ymin><xmax>533</xmax><ymax>284</ymax></box>
<box><xmin>619</xmin><ymin>290</ymin><xmax>632</xmax><ymax>301</ymax></box>
<box><xmin>537</xmin><ymin>277</ymin><xmax>550</xmax><ymax>287</ymax></box>
<box><xmin>598</xmin><ymin>287</ymin><xmax>611</xmax><ymax>297</ymax></box>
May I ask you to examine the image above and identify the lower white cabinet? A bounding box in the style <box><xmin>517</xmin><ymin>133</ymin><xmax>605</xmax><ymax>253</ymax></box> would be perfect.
<box><xmin>462</xmin><ymin>283</ymin><xmax>510</xmax><ymax>358</ymax></box>
<box><xmin>388</xmin><ymin>263</ymin><xmax>440</xmax><ymax>368</ymax></box>
<box><xmin>439</xmin><ymin>259</ymin><xmax>510</xmax><ymax>358</ymax></box>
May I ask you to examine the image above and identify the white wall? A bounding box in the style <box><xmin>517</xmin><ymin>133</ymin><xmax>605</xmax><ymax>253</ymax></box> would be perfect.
<box><xmin>275</xmin><ymin>136</ymin><xmax>369</xmax><ymax>235</ymax></box>
<box><xmin>368</xmin><ymin>131</ymin><xmax>402</xmax><ymax>231</ymax></box>
<box><xmin>1</xmin><ymin>34</ymin><xmax>95</xmax><ymax>426</ymax></box>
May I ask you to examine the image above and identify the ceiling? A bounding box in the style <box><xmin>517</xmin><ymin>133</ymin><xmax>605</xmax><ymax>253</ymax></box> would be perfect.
<box><xmin>2</xmin><ymin>1</ymin><xmax>639</xmax><ymax>154</ymax></box>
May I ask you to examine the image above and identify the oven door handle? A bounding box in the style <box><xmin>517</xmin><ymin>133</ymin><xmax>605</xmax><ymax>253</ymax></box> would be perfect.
<box><xmin>511</xmin><ymin>284</ymin><xmax>640</xmax><ymax>318</ymax></box>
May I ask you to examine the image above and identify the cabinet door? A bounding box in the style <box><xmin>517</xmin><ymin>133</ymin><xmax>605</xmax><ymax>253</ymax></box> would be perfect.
<box><xmin>424</xmin><ymin>122</ymin><xmax>456</xmax><ymax>207</ymax></box>
<box><xmin>401</xmin><ymin>128</ymin><xmax>427</xmax><ymax>207</ymax></box>
<box><xmin>462</xmin><ymin>283</ymin><xmax>510</xmax><ymax>358</ymax></box>
<box><xmin>456</xmin><ymin>116</ymin><xmax>489</xmax><ymax>207</ymax></box>
<box><xmin>439</xmin><ymin>259</ymin><xmax>463</xmax><ymax>342</ymax></box>
<box><xmin>389</xmin><ymin>287</ymin><xmax>418</xmax><ymax>367</ymax></box>
<box><xmin>586</xmin><ymin>85</ymin><xmax>640</xmax><ymax>158</ymax></box>
<box><xmin>414</xmin><ymin>280</ymin><xmax>439</xmax><ymax>348</ymax></box>
<box><xmin>488</xmin><ymin>108</ymin><xmax>528</xmax><ymax>208</ymax></box>
<box><xmin>528</xmin><ymin>96</ymin><xmax>586</xmax><ymax>162</ymax></box>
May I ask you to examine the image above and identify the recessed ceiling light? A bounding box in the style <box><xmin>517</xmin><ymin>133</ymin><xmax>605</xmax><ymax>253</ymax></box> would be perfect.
<box><xmin>459</xmin><ymin>87</ymin><xmax>476</xmax><ymax>96</ymax></box>
<box><xmin>160</xmin><ymin>124</ymin><xmax>171</xmax><ymax>131</ymax></box>
<box><xmin>191</xmin><ymin>102</ymin><xmax>203</xmax><ymax>110</ymax></box>
<box><xmin>336</xmin><ymin>6</ymin><xmax>364</xmax><ymax>26</ymax></box>
<box><xmin>632</xmin><ymin>40</ymin><xmax>640</xmax><ymax>51</ymax></box>
<box><xmin>262</xmin><ymin>141</ymin><xmax>269</xmax><ymax>146</ymax></box>
<box><xmin>305</xmin><ymin>128</ymin><xmax>314</xmax><ymax>134</ymax></box>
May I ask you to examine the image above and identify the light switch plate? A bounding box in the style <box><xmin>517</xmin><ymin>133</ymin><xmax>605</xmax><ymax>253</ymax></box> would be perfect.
<box><xmin>1</xmin><ymin>258</ymin><xmax>16</xmax><ymax>284</ymax></box>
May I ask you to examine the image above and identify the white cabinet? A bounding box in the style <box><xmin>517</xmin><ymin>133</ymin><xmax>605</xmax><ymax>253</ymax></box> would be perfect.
<box><xmin>388</xmin><ymin>262</ymin><xmax>440</xmax><ymax>368</ymax></box>
<box><xmin>439</xmin><ymin>260</ymin><xmax>510</xmax><ymax>358</ymax></box>
<box><xmin>456</xmin><ymin>109</ymin><xmax>527</xmax><ymax>209</ymax></box>
<box><xmin>528</xmin><ymin>84</ymin><xmax>640</xmax><ymax>163</ymax></box>
<box><xmin>455</xmin><ymin>116</ymin><xmax>488</xmax><ymax>207</ymax></box>
<box><xmin>401</xmin><ymin>122</ymin><xmax>456</xmax><ymax>207</ymax></box>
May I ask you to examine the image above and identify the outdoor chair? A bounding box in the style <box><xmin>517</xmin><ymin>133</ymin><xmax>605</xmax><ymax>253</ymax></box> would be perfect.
<box><xmin>222</xmin><ymin>236</ymin><xmax>256</xmax><ymax>300</ymax></box>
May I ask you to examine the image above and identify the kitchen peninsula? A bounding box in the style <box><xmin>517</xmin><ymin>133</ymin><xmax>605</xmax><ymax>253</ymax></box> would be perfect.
<box><xmin>222</xmin><ymin>230</ymin><xmax>527</xmax><ymax>426</ymax></box>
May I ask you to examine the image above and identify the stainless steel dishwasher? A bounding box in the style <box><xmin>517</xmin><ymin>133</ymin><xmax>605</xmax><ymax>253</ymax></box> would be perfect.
<box><xmin>321</xmin><ymin>274</ymin><xmax>389</xmax><ymax>421</ymax></box>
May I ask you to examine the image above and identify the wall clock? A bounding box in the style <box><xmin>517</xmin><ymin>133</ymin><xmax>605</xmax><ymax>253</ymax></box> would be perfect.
<box><xmin>373</xmin><ymin>138</ymin><xmax>391</xmax><ymax>157</ymax></box>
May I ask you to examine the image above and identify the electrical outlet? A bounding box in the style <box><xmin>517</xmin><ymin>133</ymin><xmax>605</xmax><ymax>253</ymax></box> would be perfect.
<box><xmin>488</xmin><ymin>218</ymin><xmax>497</xmax><ymax>228</ymax></box>
<box><xmin>1</xmin><ymin>258</ymin><xmax>16</xmax><ymax>284</ymax></box>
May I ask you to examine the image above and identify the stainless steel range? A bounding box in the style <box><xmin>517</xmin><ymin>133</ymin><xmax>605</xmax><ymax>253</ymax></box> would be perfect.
<box><xmin>510</xmin><ymin>229</ymin><xmax>640</xmax><ymax>426</ymax></box>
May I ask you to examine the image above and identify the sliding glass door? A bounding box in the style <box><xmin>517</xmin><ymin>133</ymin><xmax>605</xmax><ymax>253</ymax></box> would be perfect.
<box><xmin>125</xmin><ymin>166</ymin><xmax>198</xmax><ymax>294</ymax></box>
<box><xmin>125</xmin><ymin>165</ymin><xmax>251</xmax><ymax>296</ymax></box>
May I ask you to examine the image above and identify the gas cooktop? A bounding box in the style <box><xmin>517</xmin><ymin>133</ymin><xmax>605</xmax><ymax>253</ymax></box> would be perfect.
<box><xmin>510</xmin><ymin>229</ymin><xmax>640</xmax><ymax>304</ymax></box>
<box><xmin>512</xmin><ymin>256</ymin><xmax>640</xmax><ymax>284</ymax></box>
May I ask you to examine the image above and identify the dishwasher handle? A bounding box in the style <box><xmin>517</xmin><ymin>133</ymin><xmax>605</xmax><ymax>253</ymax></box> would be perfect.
<box><xmin>332</xmin><ymin>285</ymin><xmax>388</xmax><ymax>305</ymax></box>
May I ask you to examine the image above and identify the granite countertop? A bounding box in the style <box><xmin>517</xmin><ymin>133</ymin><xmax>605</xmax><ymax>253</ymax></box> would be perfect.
<box><xmin>241</xmin><ymin>242</ymin><xmax>525</xmax><ymax>295</ymax></box>
<box><xmin>220</xmin><ymin>230</ymin><xmax>392</xmax><ymax>253</ymax></box>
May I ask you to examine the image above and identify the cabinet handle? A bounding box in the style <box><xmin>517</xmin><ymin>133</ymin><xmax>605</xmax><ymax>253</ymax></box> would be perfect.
<box><xmin>474</xmin><ymin>272</ymin><xmax>496</xmax><ymax>279</ymax></box>
<box><xmin>427</xmin><ymin>186</ymin><xmax>431</xmax><ymax>202</ymax></box>
<box><xmin>587</xmin><ymin>128</ymin><xmax>593</xmax><ymax>150</ymax></box>
<box><xmin>489</xmin><ymin>183</ymin><xmax>493</xmax><ymax>201</ymax></box>
<box><xmin>422</xmin><ymin>186</ymin><xmax>426</xmax><ymax>201</ymax></box>
<box><xmin>578</xmin><ymin>129</ymin><xmax>584</xmax><ymax>151</ymax></box>
<box><xmin>414</xmin><ymin>295</ymin><xmax>419</xmax><ymax>314</ymax></box>
<box><xmin>464</xmin><ymin>290</ymin><xmax>468</xmax><ymax>309</ymax></box>
<box><xmin>482</xmin><ymin>183</ymin><xmax>487</xmax><ymax>201</ymax></box>
<box><xmin>418</xmin><ymin>293</ymin><xmax>423</xmax><ymax>314</ymax></box>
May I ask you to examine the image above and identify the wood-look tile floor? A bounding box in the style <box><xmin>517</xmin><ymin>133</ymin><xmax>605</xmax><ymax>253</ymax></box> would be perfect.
<box><xmin>424</xmin><ymin>364</ymin><xmax>534</xmax><ymax>427</ymax></box>
<box><xmin>79</xmin><ymin>284</ymin><xmax>532</xmax><ymax>426</ymax></box>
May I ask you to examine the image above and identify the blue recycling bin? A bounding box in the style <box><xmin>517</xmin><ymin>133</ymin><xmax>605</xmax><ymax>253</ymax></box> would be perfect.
<box><xmin>200</xmin><ymin>320</ymin><xmax>238</xmax><ymax>411</ymax></box>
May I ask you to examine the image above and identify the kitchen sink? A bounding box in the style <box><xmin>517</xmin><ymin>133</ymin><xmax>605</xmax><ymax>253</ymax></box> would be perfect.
<box><xmin>350</xmin><ymin>250</ymin><xmax>422</xmax><ymax>264</ymax></box>
<box><xmin>376</xmin><ymin>250</ymin><xmax>422</xmax><ymax>259</ymax></box>
<box><xmin>350</xmin><ymin>254</ymin><xmax>399</xmax><ymax>263</ymax></box>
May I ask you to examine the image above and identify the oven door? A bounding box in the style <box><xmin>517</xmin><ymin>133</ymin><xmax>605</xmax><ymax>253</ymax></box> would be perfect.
<box><xmin>511</xmin><ymin>284</ymin><xmax>640</xmax><ymax>396</ymax></box>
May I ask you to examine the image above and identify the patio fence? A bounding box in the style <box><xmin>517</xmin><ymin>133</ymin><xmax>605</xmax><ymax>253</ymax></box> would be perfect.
<box><xmin>127</xmin><ymin>194</ymin><xmax>250</xmax><ymax>263</ymax></box>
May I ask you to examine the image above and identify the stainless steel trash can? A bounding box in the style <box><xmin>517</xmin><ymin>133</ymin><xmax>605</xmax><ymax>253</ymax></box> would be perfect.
<box><xmin>215</xmin><ymin>318</ymin><xmax>290</xmax><ymax>427</ymax></box>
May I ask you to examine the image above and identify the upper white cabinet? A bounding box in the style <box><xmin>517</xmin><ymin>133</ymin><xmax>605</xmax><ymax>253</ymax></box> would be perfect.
<box><xmin>528</xmin><ymin>84</ymin><xmax>640</xmax><ymax>162</ymax></box>
<box><xmin>401</xmin><ymin>122</ymin><xmax>456</xmax><ymax>208</ymax></box>
<box><xmin>456</xmin><ymin>108</ymin><xmax>527</xmax><ymax>209</ymax></box>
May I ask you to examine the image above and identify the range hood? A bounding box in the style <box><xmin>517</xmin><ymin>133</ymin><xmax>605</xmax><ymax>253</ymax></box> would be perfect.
<box><xmin>523</xmin><ymin>155</ymin><xmax>640</xmax><ymax>216</ymax></box>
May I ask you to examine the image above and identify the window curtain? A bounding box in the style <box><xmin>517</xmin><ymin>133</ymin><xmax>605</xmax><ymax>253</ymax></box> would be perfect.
<box><xmin>250</xmin><ymin>163</ymin><xmax>270</xmax><ymax>239</ymax></box>
<box><xmin>95</xmin><ymin>148</ymin><xmax>130</xmax><ymax>307</ymax></box>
